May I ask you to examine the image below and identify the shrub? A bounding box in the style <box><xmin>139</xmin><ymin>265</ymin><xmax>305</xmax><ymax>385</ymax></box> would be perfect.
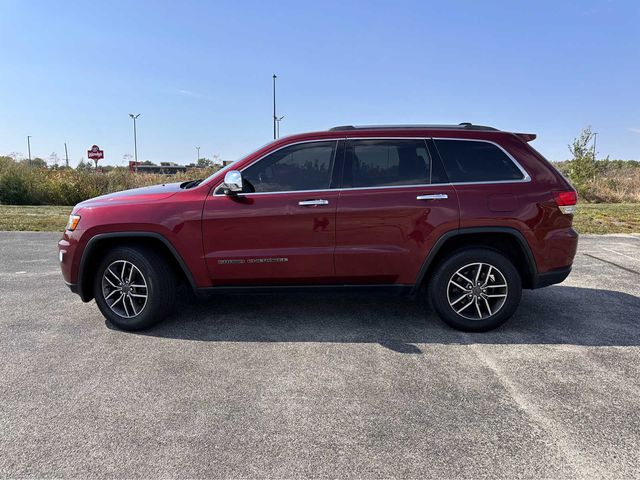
<box><xmin>0</xmin><ymin>168</ymin><xmax>31</xmax><ymax>204</ymax></box>
<box><xmin>0</xmin><ymin>158</ymin><xmax>221</xmax><ymax>206</ymax></box>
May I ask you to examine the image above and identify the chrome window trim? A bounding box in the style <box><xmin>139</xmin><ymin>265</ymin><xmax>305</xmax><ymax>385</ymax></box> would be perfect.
<box><xmin>213</xmin><ymin>136</ymin><xmax>531</xmax><ymax>197</ymax></box>
<box><xmin>233</xmin><ymin>187</ymin><xmax>341</xmax><ymax>196</ymax></box>
<box><xmin>431</xmin><ymin>137</ymin><xmax>531</xmax><ymax>184</ymax></box>
<box><xmin>229</xmin><ymin>184</ymin><xmax>438</xmax><ymax>197</ymax></box>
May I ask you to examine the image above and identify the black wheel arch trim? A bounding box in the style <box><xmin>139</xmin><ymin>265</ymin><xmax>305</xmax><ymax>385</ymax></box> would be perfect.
<box><xmin>412</xmin><ymin>226</ymin><xmax>539</xmax><ymax>294</ymax></box>
<box><xmin>76</xmin><ymin>232</ymin><xmax>197</xmax><ymax>302</ymax></box>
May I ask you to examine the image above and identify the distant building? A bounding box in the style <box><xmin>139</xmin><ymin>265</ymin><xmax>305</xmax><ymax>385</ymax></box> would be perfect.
<box><xmin>129</xmin><ymin>161</ymin><xmax>187</xmax><ymax>174</ymax></box>
<box><xmin>129</xmin><ymin>160</ymin><xmax>231</xmax><ymax>174</ymax></box>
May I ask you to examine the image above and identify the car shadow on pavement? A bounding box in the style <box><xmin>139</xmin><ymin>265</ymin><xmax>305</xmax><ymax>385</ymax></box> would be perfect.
<box><xmin>124</xmin><ymin>285</ymin><xmax>640</xmax><ymax>353</ymax></box>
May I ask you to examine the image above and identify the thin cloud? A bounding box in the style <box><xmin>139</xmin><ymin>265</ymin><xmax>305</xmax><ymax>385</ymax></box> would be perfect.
<box><xmin>176</xmin><ymin>89</ymin><xmax>211</xmax><ymax>100</ymax></box>
<box><xmin>627</xmin><ymin>127</ymin><xmax>640</xmax><ymax>134</ymax></box>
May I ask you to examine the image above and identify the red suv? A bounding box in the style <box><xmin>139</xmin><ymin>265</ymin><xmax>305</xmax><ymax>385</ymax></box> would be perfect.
<box><xmin>58</xmin><ymin>124</ymin><xmax>578</xmax><ymax>332</ymax></box>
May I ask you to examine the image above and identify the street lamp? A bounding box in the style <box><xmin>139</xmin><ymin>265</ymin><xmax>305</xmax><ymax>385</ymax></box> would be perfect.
<box><xmin>272</xmin><ymin>74</ymin><xmax>277</xmax><ymax>139</ymax></box>
<box><xmin>129</xmin><ymin>113</ymin><xmax>141</xmax><ymax>173</ymax></box>
<box><xmin>276</xmin><ymin>115</ymin><xmax>285</xmax><ymax>139</ymax></box>
<box><xmin>27</xmin><ymin>136</ymin><xmax>32</xmax><ymax>165</ymax></box>
<box><xmin>196</xmin><ymin>146</ymin><xmax>200</xmax><ymax>164</ymax></box>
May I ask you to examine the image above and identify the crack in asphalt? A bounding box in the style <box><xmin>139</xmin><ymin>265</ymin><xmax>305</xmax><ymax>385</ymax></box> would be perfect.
<box><xmin>582</xmin><ymin>253</ymin><xmax>640</xmax><ymax>275</ymax></box>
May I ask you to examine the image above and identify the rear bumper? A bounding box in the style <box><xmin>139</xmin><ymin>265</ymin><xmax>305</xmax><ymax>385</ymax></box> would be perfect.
<box><xmin>531</xmin><ymin>265</ymin><xmax>572</xmax><ymax>289</ymax></box>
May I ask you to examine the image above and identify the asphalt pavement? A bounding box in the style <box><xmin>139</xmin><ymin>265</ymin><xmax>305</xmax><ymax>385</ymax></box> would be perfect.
<box><xmin>1</xmin><ymin>231</ymin><xmax>639</xmax><ymax>479</ymax></box>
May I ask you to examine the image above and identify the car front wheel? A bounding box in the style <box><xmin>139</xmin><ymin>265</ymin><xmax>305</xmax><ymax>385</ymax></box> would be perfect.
<box><xmin>93</xmin><ymin>246</ymin><xmax>176</xmax><ymax>331</ymax></box>
<box><xmin>428</xmin><ymin>248</ymin><xmax>522</xmax><ymax>332</ymax></box>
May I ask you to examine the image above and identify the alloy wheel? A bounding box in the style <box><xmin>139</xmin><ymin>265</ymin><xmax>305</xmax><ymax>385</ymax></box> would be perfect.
<box><xmin>446</xmin><ymin>262</ymin><xmax>508</xmax><ymax>320</ymax></box>
<box><xmin>101</xmin><ymin>260</ymin><xmax>148</xmax><ymax>318</ymax></box>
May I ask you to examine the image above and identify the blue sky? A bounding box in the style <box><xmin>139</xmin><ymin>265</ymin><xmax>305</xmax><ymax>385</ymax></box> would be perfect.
<box><xmin>0</xmin><ymin>0</ymin><xmax>638</xmax><ymax>166</ymax></box>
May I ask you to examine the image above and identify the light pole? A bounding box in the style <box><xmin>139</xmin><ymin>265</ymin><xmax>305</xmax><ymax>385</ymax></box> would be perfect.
<box><xmin>276</xmin><ymin>115</ymin><xmax>285</xmax><ymax>139</ymax></box>
<box><xmin>592</xmin><ymin>132</ymin><xmax>598</xmax><ymax>160</ymax></box>
<box><xmin>64</xmin><ymin>142</ymin><xmax>69</xmax><ymax>168</ymax></box>
<box><xmin>27</xmin><ymin>136</ymin><xmax>32</xmax><ymax>165</ymax></box>
<box><xmin>129</xmin><ymin>113</ymin><xmax>141</xmax><ymax>173</ymax></box>
<box><xmin>196</xmin><ymin>146</ymin><xmax>200</xmax><ymax>164</ymax></box>
<box><xmin>272</xmin><ymin>74</ymin><xmax>277</xmax><ymax>140</ymax></box>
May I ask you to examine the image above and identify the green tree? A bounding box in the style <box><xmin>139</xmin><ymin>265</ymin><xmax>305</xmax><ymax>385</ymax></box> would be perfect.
<box><xmin>76</xmin><ymin>159</ymin><xmax>93</xmax><ymax>171</ymax></box>
<box><xmin>49</xmin><ymin>152</ymin><xmax>60</xmax><ymax>169</ymax></box>
<box><xmin>0</xmin><ymin>155</ymin><xmax>16</xmax><ymax>171</ymax></box>
<box><xmin>21</xmin><ymin>157</ymin><xmax>47</xmax><ymax>168</ymax></box>
<box><xmin>567</xmin><ymin>127</ymin><xmax>599</xmax><ymax>193</ymax></box>
<box><xmin>197</xmin><ymin>157</ymin><xmax>214</xmax><ymax>168</ymax></box>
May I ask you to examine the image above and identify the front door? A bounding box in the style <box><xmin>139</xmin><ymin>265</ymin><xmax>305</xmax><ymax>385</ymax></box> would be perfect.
<box><xmin>202</xmin><ymin>140</ymin><xmax>340</xmax><ymax>285</ymax></box>
<box><xmin>335</xmin><ymin>138</ymin><xmax>459</xmax><ymax>285</ymax></box>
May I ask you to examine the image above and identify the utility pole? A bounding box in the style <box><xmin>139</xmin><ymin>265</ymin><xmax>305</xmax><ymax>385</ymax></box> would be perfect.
<box><xmin>64</xmin><ymin>142</ymin><xmax>69</xmax><ymax>168</ymax></box>
<box><xmin>27</xmin><ymin>136</ymin><xmax>32</xmax><ymax>165</ymax></box>
<box><xmin>129</xmin><ymin>114</ymin><xmax>141</xmax><ymax>173</ymax></box>
<box><xmin>592</xmin><ymin>132</ymin><xmax>598</xmax><ymax>161</ymax></box>
<box><xmin>196</xmin><ymin>146</ymin><xmax>200</xmax><ymax>164</ymax></box>
<box><xmin>272</xmin><ymin>74</ymin><xmax>277</xmax><ymax>140</ymax></box>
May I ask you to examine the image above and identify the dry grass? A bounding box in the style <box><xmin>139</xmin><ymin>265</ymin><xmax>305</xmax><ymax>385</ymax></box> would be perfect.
<box><xmin>0</xmin><ymin>205</ymin><xmax>72</xmax><ymax>232</ymax></box>
<box><xmin>553</xmin><ymin>161</ymin><xmax>640</xmax><ymax>203</ymax></box>
<box><xmin>2</xmin><ymin>204</ymin><xmax>639</xmax><ymax>235</ymax></box>
<box><xmin>572</xmin><ymin>203</ymin><xmax>640</xmax><ymax>235</ymax></box>
<box><xmin>584</xmin><ymin>168</ymin><xmax>640</xmax><ymax>203</ymax></box>
<box><xmin>0</xmin><ymin>157</ymin><xmax>219</xmax><ymax>206</ymax></box>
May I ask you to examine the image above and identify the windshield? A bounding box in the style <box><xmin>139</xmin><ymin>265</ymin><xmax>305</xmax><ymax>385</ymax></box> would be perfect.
<box><xmin>200</xmin><ymin>139</ymin><xmax>276</xmax><ymax>186</ymax></box>
<box><xmin>197</xmin><ymin>162</ymin><xmax>233</xmax><ymax>186</ymax></box>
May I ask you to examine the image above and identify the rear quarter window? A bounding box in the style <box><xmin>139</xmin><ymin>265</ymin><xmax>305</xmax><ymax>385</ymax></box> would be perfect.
<box><xmin>434</xmin><ymin>139</ymin><xmax>525</xmax><ymax>183</ymax></box>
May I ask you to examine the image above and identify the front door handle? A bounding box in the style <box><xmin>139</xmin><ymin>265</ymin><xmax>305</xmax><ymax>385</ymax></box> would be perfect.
<box><xmin>298</xmin><ymin>199</ymin><xmax>329</xmax><ymax>206</ymax></box>
<box><xmin>417</xmin><ymin>194</ymin><xmax>448</xmax><ymax>201</ymax></box>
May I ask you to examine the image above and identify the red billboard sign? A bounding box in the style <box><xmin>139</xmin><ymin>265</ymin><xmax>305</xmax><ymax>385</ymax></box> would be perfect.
<box><xmin>87</xmin><ymin>145</ymin><xmax>104</xmax><ymax>161</ymax></box>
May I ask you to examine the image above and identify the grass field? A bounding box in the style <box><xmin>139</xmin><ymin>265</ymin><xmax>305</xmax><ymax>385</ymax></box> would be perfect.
<box><xmin>0</xmin><ymin>203</ymin><xmax>639</xmax><ymax>234</ymax></box>
<box><xmin>0</xmin><ymin>205</ymin><xmax>72</xmax><ymax>232</ymax></box>
<box><xmin>572</xmin><ymin>203</ymin><xmax>640</xmax><ymax>235</ymax></box>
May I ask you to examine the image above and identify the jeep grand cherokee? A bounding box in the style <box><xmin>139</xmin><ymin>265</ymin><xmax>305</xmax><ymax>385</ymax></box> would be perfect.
<box><xmin>58</xmin><ymin>123</ymin><xmax>578</xmax><ymax>332</ymax></box>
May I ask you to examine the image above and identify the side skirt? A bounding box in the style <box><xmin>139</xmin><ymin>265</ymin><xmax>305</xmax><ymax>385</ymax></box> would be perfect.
<box><xmin>195</xmin><ymin>284</ymin><xmax>415</xmax><ymax>296</ymax></box>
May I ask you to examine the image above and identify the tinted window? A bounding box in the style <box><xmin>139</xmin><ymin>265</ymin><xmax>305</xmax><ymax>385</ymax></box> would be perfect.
<box><xmin>242</xmin><ymin>141</ymin><xmax>336</xmax><ymax>192</ymax></box>
<box><xmin>434</xmin><ymin>140</ymin><xmax>524</xmax><ymax>183</ymax></box>
<box><xmin>346</xmin><ymin>139</ymin><xmax>436</xmax><ymax>188</ymax></box>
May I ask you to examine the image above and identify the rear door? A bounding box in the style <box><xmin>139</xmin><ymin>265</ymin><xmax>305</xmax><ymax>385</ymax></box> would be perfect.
<box><xmin>335</xmin><ymin>138</ymin><xmax>459</xmax><ymax>285</ymax></box>
<box><xmin>202</xmin><ymin>140</ymin><xmax>341</xmax><ymax>285</ymax></box>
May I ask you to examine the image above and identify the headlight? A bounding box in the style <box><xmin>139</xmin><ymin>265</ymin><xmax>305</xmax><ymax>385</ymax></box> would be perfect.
<box><xmin>66</xmin><ymin>214</ymin><xmax>81</xmax><ymax>231</ymax></box>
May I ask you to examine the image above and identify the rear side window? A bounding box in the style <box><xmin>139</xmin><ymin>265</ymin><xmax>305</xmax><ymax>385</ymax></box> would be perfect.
<box><xmin>434</xmin><ymin>139</ymin><xmax>525</xmax><ymax>183</ymax></box>
<box><xmin>345</xmin><ymin>139</ymin><xmax>444</xmax><ymax>188</ymax></box>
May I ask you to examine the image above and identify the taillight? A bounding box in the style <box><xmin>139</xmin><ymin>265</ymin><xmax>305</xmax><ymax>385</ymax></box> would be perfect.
<box><xmin>553</xmin><ymin>190</ymin><xmax>577</xmax><ymax>215</ymax></box>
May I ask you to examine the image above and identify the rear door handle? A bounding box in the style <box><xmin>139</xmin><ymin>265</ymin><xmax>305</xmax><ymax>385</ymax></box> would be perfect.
<box><xmin>298</xmin><ymin>199</ymin><xmax>329</xmax><ymax>206</ymax></box>
<box><xmin>417</xmin><ymin>194</ymin><xmax>448</xmax><ymax>200</ymax></box>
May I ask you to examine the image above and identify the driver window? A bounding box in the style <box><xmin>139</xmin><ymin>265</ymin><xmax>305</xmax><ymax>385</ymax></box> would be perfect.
<box><xmin>242</xmin><ymin>141</ymin><xmax>336</xmax><ymax>193</ymax></box>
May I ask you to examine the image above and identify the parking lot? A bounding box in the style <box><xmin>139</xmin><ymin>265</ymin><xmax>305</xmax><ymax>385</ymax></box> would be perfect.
<box><xmin>1</xmin><ymin>232</ymin><xmax>639</xmax><ymax>478</ymax></box>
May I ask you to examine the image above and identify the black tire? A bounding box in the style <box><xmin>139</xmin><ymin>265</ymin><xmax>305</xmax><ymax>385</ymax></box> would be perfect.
<box><xmin>93</xmin><ymin>246</ymin><xmax>176</xmax><ymax>331</ymax></box>
<box><xmin>428</xmin><ymin>248</ymin><xmax>522</xmax><ymax>332</ymax></box>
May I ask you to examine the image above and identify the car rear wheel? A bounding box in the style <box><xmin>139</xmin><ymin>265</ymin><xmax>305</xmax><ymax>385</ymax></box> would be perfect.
<box><xmin>93</xmin><ymin>246</ymin><xmax>176</xmax><ymax>331</ymax></box>
<box><xmin>428</xmin><ymin>248</ymin><xmax>522</xmax><ymax>332</ymax></box>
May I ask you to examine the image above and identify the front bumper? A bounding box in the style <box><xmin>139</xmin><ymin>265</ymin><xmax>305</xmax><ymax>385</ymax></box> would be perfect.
<box><xmin>58</xmin><ymin>229</ymin><xmax>83</xmax><ymax>294</ymax></box>
<box><xmin>64</xmin><ymin>280</ymin><xmax>80</xmax><ymax>295</ymax></box>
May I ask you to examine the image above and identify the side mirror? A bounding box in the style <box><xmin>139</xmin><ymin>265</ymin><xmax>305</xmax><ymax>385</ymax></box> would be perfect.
<box><xmin>222</xmin><ymin>170</ymin><xmax>243</xmax><ymax>194</ymax></box>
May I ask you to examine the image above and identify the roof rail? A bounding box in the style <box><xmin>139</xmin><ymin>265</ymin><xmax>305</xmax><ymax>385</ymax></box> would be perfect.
<box><xmin>328</xmin><ymin>123</ymin><xmax>499</xmax><ymax>132</ymax></box>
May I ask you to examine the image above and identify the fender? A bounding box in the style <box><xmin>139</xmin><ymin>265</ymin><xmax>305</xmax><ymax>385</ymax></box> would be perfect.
<box><xmin>77</xmin><ymin>232</ymin><xmax>197</xmax><ymax>301</ymax></box>
<box><xmin>411</xmin><ymin>226</ymin><xmax>538</xmax><ymax>294</ymax></box>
